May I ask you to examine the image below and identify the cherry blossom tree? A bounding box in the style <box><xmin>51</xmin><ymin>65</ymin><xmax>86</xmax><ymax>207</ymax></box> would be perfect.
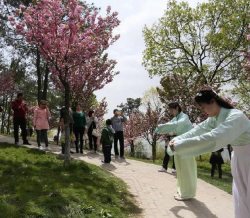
<box><xmin>124</xmin><ymin>89</ymin><xmax>165</xmax><ymax>161</ymax></box>
<box><xmin>0</xmin><ymin>69</ymin><xmax>16</xmax><ymax>133</ymax></box>
<box><xmin>124</xmin><ymin>104</ymin><xmax>164</xmax><ymax>162</ymax></box>
<box><xmin>124</xmin><ymin>111</ymin><xmax>143</xmax><ymax>157</ymax></box>
<box><xmin>0</xmin><ymin>71</ymin><xmax>15</xmax><ymax>97</ymax></box>
<box><xmin>157</xmin><ymin>74</ymin><xmax>210</xmax><ymax>123</ymax></box>
<box><xmin>10</xmin><ymin>0</ymin><xmax>120</xmax><ymax>165</ymax></box>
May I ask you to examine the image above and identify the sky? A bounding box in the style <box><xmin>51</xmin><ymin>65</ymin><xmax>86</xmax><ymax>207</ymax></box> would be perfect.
<box><xmin>88</xmin><ymin>0</ymin><xmax>203</xmax><ymax>118</ymax></box>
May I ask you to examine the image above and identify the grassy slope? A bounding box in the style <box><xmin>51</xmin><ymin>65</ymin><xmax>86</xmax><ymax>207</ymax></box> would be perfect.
<box><xmin>0</xmin><ymin>143</ymin><xmax>141</xmax><ymax>218</ymax></box>
<box><xmin>195</xmin><ymin>154</ymin><xmax>232</xmax><ymax>194</ymax></box>
<box><xmin>128</xmin><ymin>154</ymin><xmax>232</xmax><ymax>194</ymax></box>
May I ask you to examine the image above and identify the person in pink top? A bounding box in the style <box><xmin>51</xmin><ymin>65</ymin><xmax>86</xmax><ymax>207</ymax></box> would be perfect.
<box><xmin>33</xmin><ymin>100</ymin><xmax>51</xmax><ymax>149</ymax></box>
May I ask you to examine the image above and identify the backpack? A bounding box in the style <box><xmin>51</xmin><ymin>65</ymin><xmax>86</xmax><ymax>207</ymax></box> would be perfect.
<box><xmin>104</xmin><ymin>127</ymin><xmax>114</xmax><ymax>144</ymax></box>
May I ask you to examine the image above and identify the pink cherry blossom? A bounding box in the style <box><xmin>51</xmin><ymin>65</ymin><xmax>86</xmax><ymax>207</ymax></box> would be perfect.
<box><xmin>11</xmin><ymin>0</ymin><xmax>120</xmax><ymax>161</ymax></box>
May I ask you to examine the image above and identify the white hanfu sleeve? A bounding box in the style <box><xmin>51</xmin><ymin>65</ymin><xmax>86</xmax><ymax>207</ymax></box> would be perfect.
<box><xmin>155</xmin><ymin>115</ymin><xmax>189</xmax><ymax>135</ymax></box>
<box><xmin>173</xmin><ymin>112</ymin><xmax>249</xmax><ymax>157</ymax></box>
<box><xmin>175</xmin><ymin>118</ymin><xmax>213</xmax><ymax>140</ymax></box>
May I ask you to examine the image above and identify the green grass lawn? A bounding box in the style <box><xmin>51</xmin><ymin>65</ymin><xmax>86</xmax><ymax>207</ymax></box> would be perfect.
<box><xmin>128</xmin><ymin>154</ymin><xmax>232</xmax><ymax>194</ymax></box>
<box><xmin>195</xmin><ymin>154</ymin><xmax>232</xmax><ymax>194</ymax></box>
<box><xmin>0</xmin><ymin>143</ymin><xmax>141</xmax><ymax>218</ymax></box>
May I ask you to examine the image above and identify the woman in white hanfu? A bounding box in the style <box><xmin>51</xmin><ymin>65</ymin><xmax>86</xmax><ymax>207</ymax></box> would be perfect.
<box><xmin>168</xmin><ymin>87</ymin><xmax>250</xmax><ymax>218</ymax></box>
<box><xmin>155</xmin><ymin>102</ymin><xmax>197</xmax><ymax>201</ymax></box>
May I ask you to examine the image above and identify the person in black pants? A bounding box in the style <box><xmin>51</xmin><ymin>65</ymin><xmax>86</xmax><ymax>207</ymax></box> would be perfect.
<box><xmin>101</xmin><ymin>119</ymin><xmax>115</xmax><ymax>164</ymax></box>
<box><xmin>158</xmin><ymin>135</ymin><xmax>176</xmax><ymax>173</ymax></box>
<box><xmin>210</xmin><ymin>148</ymin><xmax>224</xmax><ymax>179</ymax></box>
<box><xmin>87</xmin><ymin>110</ymin><xmax>98</xmax><ymax>152</ymax></box>
<box><xmin>72</xmin><ymin>104</ymin><xmax>86</xmax><ymax>153</ymax></box>
<box><xmin>227</xmin><ymin>144</ymin><xmax>232</xmax><ymax>160</ymax></box>
<box><xmin>111</xmin><ymin>109</ymin><xmax>127</xmax><ymax>158</ymax></box>
<box><xmin>11</xmin><ymin>93</ymin><xmax>31</xmax><ymax>145</ymax></box>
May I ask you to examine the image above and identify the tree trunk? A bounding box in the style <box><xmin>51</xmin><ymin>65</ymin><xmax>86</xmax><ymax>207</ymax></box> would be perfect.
<box><xmin>152</xmin><ymin>135</ymin><xmax>157</xmax><ymax>163</ymax></box>
<box><xmin>1</xmin><ymin>96</ymin><xmax>7</xmax><ymax>134</ymax></box>
<box><xmin>42</xmin><ymin>64</ymin><xmax>49</xmax><ymax>100</ymax></box>
<box><xmin>130</xmin><ymin>140</ymin><xmax>135</xmax><ymax>157</ymax></box>
<box><xmin>63</xmin><ymin>83</ymin><xmax>71</xmax><ymax>167</ymax></box>
<box><xmin>36</xmin><ymin>47</ymin><xmax>42</xmax><ymax>103</ymax></box>
<box><xmin>6</xmin><ymin>95</ymin><xmax>13</xmax><ymax>134</ymax></box>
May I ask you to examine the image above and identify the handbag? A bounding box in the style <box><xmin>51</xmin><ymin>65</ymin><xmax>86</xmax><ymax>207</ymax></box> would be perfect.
<box><xmin>92</xmin><ymin>129</ymin><xmax>99</xmax><ymax>137</ymax></box>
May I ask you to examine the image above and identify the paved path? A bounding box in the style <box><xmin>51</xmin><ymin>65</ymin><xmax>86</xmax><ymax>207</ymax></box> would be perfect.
<box><xmin>0</xmin><ymin>135</ymin><xmax>233</xmax><ymax>218</ymax></box>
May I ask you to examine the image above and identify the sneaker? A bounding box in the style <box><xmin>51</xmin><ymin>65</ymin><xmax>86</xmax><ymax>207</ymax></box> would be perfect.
<box><xmin>174</xmin><ymin>194</ymin><xmax>192</xmax><ymax>201</ymax></box>
<box><xmin>15</xmin><ymin>142</ymin><xmax>20</xmax><ymax>146</ymax></box>
<box><xmin>23</xmin><ymin>141</ymin><xmax>32</xmax><ymax>145</ymax></box>
<box><xmin>158</xmin><ymin>168</ymin><xmax>168</xmax><ymax>173</ymax></box>
<box><xmin>172</xmin><ymin>169</ymin><xmax>176</xmax><ymax>174</ymax></box>
<box><xmin>101</xmin><ymin>160</ymin><xmax>109</xmax><ymax>164</ymax></box>
<box><xmin>39</xmin><ymin>146</ymin><xmax>43</xmax><ymax>150</ymax></box>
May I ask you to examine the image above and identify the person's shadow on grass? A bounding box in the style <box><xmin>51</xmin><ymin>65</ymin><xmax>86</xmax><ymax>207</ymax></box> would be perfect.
<box><xmin>170</xmin><ymin>198</ymin><xmax>218</xmax><ymax>218</ymax></box>
<box><xmin>101</xmin><ymin>163</ymin><xmax>117</xmax><ymax>171</ymax></box>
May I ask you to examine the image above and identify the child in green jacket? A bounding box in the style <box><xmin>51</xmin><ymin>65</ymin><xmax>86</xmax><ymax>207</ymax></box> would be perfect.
<box><xmin>100</xmin><ymin>119</ymin><xmax>115</xmax><ymax>163</ymax></box>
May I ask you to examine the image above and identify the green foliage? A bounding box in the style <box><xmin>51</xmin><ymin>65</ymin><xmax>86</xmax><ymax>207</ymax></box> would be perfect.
<box><xmin>143</xmin><ymin>0</ymin><xmax>250</xmax><ymax>121</ymax></box>
<box><xmin>117</xmin><ymin>97</ymin><xmax>141</xmax><ymax>116</ymax></box>
<box><xmin>143</xmin><ymin>0</ymin><xmax>249</xmax><ymax>84</ymax></box>
<box><xmin>0</xmin><ymin>143</ymin><xmax>141</xmax><ymax>218</ymax></box>
<box><xmin>232</xmin><ymin>79</ymin><xmax>250</xmax><ymax>117</ymax></box>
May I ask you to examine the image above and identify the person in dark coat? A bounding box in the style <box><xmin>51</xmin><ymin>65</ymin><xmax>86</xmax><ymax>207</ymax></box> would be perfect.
<box><xmin>100</xmin><ymin>119</ymin><xmax>115</xmax><ymax>164</ymax></box>
<box><xmin>158</xmin><ymin>135</ymin><xmax>176</xmax><ymax>173</ymax></box>
<box><xmin>72</xmin><ymin>104</ymin><xmax>86</xmax><ymax>154</ymax></box>
<box><xmin>86</xmin><ymin>110</ymin><xmax>98</xmax><ymax>152</ymax></box>
<box><xmin>210</xmin><ymin>148</ymin><xmax>224</xmax><ymax>179</ymax></box>
<box><xmin>11</xmin><ymin>93</ymin><xmax>31</xmax><ymax>145</ymax></box>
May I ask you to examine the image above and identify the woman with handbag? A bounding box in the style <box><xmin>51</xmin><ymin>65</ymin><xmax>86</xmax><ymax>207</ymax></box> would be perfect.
<box><xmin>87</xmin><ymin>110</ymin><xmax>98</xmax><ymax>153</ymax></box>
<box><xmin>33</xmin><ymin>100</ymin><xmax>51</xmax><ymax>150</ymax></box>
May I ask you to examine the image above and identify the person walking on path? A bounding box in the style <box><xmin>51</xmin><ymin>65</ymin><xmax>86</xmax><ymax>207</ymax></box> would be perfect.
<box><xmin>72</xmin><ymin>104</ymin><xmax>86</xmax><ymax>153</ymax></box>
<box><xmin>11</xmin><ymin>93</ymin><xmax>31</xmax><ymax>145</ymax></box>
<box><xmin>111</xmin><ymin>109</ymin><xmax>127</xmax><ymax>158</ymax></box>
<box><xmin>86</xmin><ymin>110</ymin><xmax>98</xmax><ymax>153</ymax></box>
<box><xmin>100</xmin><ymin>119</ymin><xmax>115</xmax><ymax>164</ymax></box>
<box><xmin>167</xmin><ymin>87</ymin><xmax>250</xmax><ymax>218</ymax></box>
<box><xmin>33</xmin><ymin>100</ymin><xmax>51</xmax><ymax>150</ymax></box>
<box><xmin>158</xmin><ymin>135</ymin><xmax>176</xmax><ymax>173</ymax></box>
<box><xmin>210</xmin><ymin>148</ymin><xmax>224</xmax><ymax>179</ymax></box>
<box><xmin>155</xmin><ymin>102</ymin><xmax>197</xmax><ymax>201</ymax></box>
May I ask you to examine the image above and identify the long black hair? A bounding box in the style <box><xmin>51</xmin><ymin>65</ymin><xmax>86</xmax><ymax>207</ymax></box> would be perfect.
<box><xmin>88</xmin><ymin>110</ymin><xmax>95</xmax><ymax>117</ymax></box>
<box><xmin>194</xmin><ymin>87</ymin><xmax>234</xmax><ymax>109</ymax></box>
<box><xmin>168</xmin><ymin>102</ymin><xmax>182</xmax><ymax>112</ymax></box>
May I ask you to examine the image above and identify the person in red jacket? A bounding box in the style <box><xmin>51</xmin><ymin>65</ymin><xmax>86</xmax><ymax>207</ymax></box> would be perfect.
<box><xmin>11</xmin><ymin>93</ymin><xmax>31</xmax><ymax>145</ymax></box>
